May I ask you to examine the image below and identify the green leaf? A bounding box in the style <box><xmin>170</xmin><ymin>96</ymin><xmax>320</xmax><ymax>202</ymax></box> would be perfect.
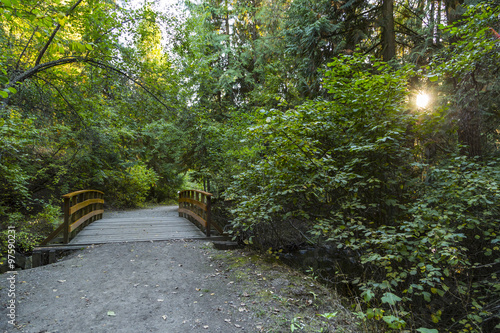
<box><xmin>0</xmin><ymin>90</ymin><xmax>8</xmax><ymax>98</ymax></box>
<box><xmin>381</xmin><ymin>292</ymin><xmax>402</xmax><ymax>305</ymax></box>
<box><xmin>77</xmin><ymin>43</ymin><xmax>85</xmax><ymax>52</ymax></box>
<box><xmin>382</xmin><ymin>315</ymin><xmax>406</xmax><ymax>329</ymax></box>
<box><xmin>416</xmin><ymin>328</ymin><xmax>439</xmax><ymax>333</ymax></box>
<box><xmin>362</xmin><ymin>289</ymin><xmax>375</xmax><ymax>302</ymax></box>
<box><xmin>318</xmin><ymin>312</ymin><xmax>338</xmax><ymax>319</ymax></box>
<box><xmin>427</xmin><ymin>74</ymin><xmax>439</xmax><ymax>82</ymax></box>
<box><xmin>1</xmin><ymin>0</ymin><xmax>12</xmax><ymax>7</ymax></box>
<box><xmin>7</xmin><ymin>87</ymin><xmax>17</xmax><ymax>94</ymax></box>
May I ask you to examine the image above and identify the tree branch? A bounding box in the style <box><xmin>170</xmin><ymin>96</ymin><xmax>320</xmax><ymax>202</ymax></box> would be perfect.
<box><xmin>17</xmin><ymin>27</ymin><xmax>38</xmax><ymax>70</ymax></box>
<box><xmin>8</xmin><ymin>57</ymin><xmax>81</xmax><ymax>88</ymax></box>
<box><xmin>6</xmin><ymin>56</ymin><xmax>172</xmax><ymax>112</ymax></box>
<box><xmin>34</xmin><ymin>0</ymin><xmax>85</xmax><ymax>66</ymax></box>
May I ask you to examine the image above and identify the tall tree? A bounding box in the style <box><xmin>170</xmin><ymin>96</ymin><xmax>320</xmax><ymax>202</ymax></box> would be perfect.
<box><xmin>381</xmin><ymin>0</ymin><xmax>396</xmax><ymax>61</ymax></box>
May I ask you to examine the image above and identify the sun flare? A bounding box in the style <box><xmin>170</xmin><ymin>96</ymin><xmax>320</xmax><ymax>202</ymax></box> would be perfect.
<box><xmin>416</xmin><ymin>93</ymin><xmax>430</xmax><ymax>108</ymax></box>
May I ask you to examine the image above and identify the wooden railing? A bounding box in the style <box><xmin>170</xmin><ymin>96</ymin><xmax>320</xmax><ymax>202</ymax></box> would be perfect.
<box><xmin>40</xmin><ymin>190</ymin><xmax>104</xmax><ymax>245</ymax></box>
<box><xmin>178</xmin><ymin>190</ymin><xmax>223</xmax><ymax>237</ymax></box>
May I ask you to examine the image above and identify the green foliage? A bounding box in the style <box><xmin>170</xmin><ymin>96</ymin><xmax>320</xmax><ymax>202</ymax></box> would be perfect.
<box><xmin>227</xmin><ymin>53</ymin><xmax>416</xmax><ymax>248</ymax></box>
<box><xmin>0</xmin><ymin>0</ymin><xmax>185</xmax><ymax>212</ymax></box>
<box><xmin>283</xmin><ymin>0</ymin><xmax>371</xmax><ymax>98</ymax></box>
<box><xmin>435</xmin><ymin>2</ymin><xmax>500</xmax><ymax>76</ymax></box>
<box><xmin>349</xmin><ymin>156</ymin><xmax>500</xmax><ymax>331</ymax></box>
<box><xmin>0</xmin><ymin>203</ymin><xmax>60</xmax><ymax>259</ymax></box>
<box><xmin>428</xmin><ymin>1</ymin><xmax>500</xmax><ymax>157</ymax></box>
<box><xmin>1</xmin><ymin>0</ymin><xmax>499</xmax><ymax>331</ymax></box>
<box><xmin>101</xmin><ymin>162</ymin><xmax>159</xmax><ymax>208</ymax></box>
<box><xmin>0</xmin><ymin>108</ymin><xmax>39</xmax><ymax>213</ymax></box>
<box><xmin>226</xmin><ymin>52</ymin><xmax>500</xmax><ymax>331</ymax></box>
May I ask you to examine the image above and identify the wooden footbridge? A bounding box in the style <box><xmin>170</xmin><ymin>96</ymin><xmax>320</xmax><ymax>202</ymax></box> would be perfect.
<box><xmin>34</xmin><ymin>189</ymin><xmax>226</xmax><ymax>261</ymax></box>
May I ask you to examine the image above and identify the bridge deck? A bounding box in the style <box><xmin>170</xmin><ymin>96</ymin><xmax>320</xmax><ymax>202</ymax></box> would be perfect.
<box><xmin>69</xmin><ymin>206</ymin><xmax>205</xmax><ymax>245</ymax></box>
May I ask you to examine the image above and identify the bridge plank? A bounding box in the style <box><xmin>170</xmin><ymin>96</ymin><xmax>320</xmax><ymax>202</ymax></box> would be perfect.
<box><xmin>69</xmin><ymin>213</ymin><xmax>205</xmax><ymax>245</ymax></box>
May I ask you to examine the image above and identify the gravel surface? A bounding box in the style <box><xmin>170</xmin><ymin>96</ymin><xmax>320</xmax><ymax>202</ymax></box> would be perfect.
<box><xmin>0</xmin><ymin>207</ymin><xmax>359</xmax><ymax>333</ymax></box>
<box><xmin>1</xmin><ymin>240</ymin><xmax>258</xmax><ymax>333</ymax></box>
<box><xmin>103</xmin><ymin>205</ymin><xmax>180</xmax><ymax>219</ymax></box>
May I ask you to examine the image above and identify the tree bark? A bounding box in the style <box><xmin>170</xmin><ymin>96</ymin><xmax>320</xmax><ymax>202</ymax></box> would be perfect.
<box><xmin>381</xmin><ymin>0</ymin><xmax>396</xmax><ymax>61</ymax></box>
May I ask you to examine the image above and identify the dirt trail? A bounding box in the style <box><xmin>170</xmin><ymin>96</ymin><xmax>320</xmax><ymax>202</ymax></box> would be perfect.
<box><xmin>0</xmin><ymin>208</ymin><xmax>359</xmax><ymax>333</ymax></box>
<box><xmin>2</xmin><ymin>240</ymin><xmax>260</xmax><ymax>333</ymax></box>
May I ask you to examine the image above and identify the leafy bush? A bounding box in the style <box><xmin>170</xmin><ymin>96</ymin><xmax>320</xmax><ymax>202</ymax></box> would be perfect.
<box><xmin>100</xmin><ymin>162</ymin><xmax>159</xmax><ymax>208</ymax></box>
<box><xmin>0</xmin><ymin>108</ymin><xmax>38</xmax><ymax>217</ymax></box>
<box><xmin>148</xmin><ymin>169</ymin><xmax>184</xmax><ymax>203</ymax></box>
<box><xmin>227</xmin><ymin>54</ymin><xmax>416</xmax><ymax>248</ymax></box>
<box><xmin>226</xmin><ymin>53</ymin><xmax>500</xmax><ymax>331</ymax></box>
<box><xmin>0</xmin><ymin>203</ymin><xmax>60</xmax><ymax>261</ymax></box>
<box><xmin>346</xmin><ymin>156</ymin><xmax>500</xmax><ymax>331</ymax></box>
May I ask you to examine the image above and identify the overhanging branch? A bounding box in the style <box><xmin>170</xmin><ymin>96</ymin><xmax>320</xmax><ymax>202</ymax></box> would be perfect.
<box><xmin>5</xmin><ymin>56</ymin><xmax>173</xmax><ymax>112</ymax></box>
<box><xmin>34</xmin><ymin>0</ymin><xmax>85</xmax><ymax>66</ymax></box>
<box><xmin>84</xmin><ymin>59</ymin><xmax>174</xmax><ymax>111</ymax></box>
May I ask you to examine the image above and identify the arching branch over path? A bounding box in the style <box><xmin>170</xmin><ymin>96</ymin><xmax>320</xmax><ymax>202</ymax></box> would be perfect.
<box><xmin>0</xmin><ymin>0</ymin><xmax>172</xmax><ymax>110</ymax></box>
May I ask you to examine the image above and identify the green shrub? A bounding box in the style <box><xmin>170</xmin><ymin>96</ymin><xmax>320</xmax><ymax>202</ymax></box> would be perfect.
<box><xmin>343</xmin><ymin>156</ymin><xmax>500</xmax><ymax>332</ymax></box>
<box><xmin>0</xmin><ymin>203</ymin><xmax>60</xmax><ymax>260</ymax></box>
<box><xmin>226</xmin><ymin>53</ymin><xmax>500</xmax><ymax>331</ymax></box>
<box><xmin>227</xmin><ymin>53</ymin><xmax>416</xmax><ymax>248</ymax></box>
<box><xmin>147</xmin><ymin>168</ymin><xmax>185</xmax><ymax>203</ymax></box>
<box><xmin>101</xmin><ymin>162</ymin><xmax>159</xmax><ymax>208</ymax></box>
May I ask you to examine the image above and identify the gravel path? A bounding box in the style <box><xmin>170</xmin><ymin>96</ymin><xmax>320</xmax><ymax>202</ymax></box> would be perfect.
<box><xmin>1</xmin><ymin>240</ymin><xmax>258</xmax><ymax>333</ymax></box>
<box><xmin>103</xmin><ymin>205</ymin><xmax>180</xmax><ymax>219</ymax></box>
<box><xmin>0</xmin><ymin>206</ymin><xmax>358</xmax><ymax>333</ymax></box>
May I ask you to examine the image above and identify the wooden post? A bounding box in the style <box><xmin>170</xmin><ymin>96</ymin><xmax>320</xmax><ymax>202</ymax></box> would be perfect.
<box><xmin>206</xmin><ymin>194</ymin><xmax>211</xmax><ymax>237</ymax></box>
<box><xmin>32</xmin><ymin>252</ymin><xmax>41</xmax><ymax>268</ymax></box>
<box><xmin>195</xmin><ymin>191</ymin><xmax>200</xmax><ymax>219</ymax></box>
<box><xmin>178</xmin><ymin>191</ymin><xmax>182</xmax><ymax>218</ymax></box>
<box><xmin>99</xmin><ymin>192</ymin><xmax>104</xmax><ymax>219</ymax></box>
<box><xmin>49</xmin><ymin>250</ymin><xmax>56</xmax><ymax>264</ymax></box>
<box><xmin>63</xmin><ymin>197</ymin><xmax>70</xmax><ymax>244</ymax></box>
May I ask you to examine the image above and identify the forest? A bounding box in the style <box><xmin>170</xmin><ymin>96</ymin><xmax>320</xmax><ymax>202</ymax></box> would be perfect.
<box><xmin>1</xmin><ymin>0</ymin><xmax>499</xmax><ymax>331</ymax></box>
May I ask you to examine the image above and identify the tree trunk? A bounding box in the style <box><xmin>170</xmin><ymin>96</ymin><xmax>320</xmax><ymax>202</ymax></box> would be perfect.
<box><xmin>458</xmin><ymin>108</ymin><xmax>482</xmax><ymax>158</ymax></box>
<box><xmin>381</xmin><ymin>0</ymin><xmax>396</xmax><ymax>61</ymax></box>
